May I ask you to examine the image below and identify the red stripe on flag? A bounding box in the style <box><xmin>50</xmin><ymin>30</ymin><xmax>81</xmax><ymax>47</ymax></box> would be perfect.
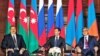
<box><xmin>39</xmin><ymin>29</ymin><xmax>47</xmax><ymax>46</ymax></box>
<box><xmin>19</xmin><ymin>3</ymin><xmax>27</xmax><ymax>31</ymax></box>
<box><xmin>8</xmin><ymin>2</ymin><xmax>15</xmax><ymax>25</ymax></box>
<box><xmin>76</xmin><ymin>0</ymin><xmax>82</xmax><ymax>22</ymax></box>
<box><xmin>88</xmin><ymin>0</ymin><xmax>93</xmax><ymax>6</ymax></box>
<box><xmin>48</xmin><ymin>25</ymin><xmax>55</xmax><ymax>38</ymax></box>
<box><xmin>30</xmin><ymin>7</ymin><xmax>38</xmax><ymax>39</ymax></box>
<box><xmin>60</xmin><ymin>27</ymin><xmax>65</xmax><ymax>38</ymax></box>
<box><xmin>67</xmin><ymin>0</ymin><xmax>74</xmax><ymax>24</ymax></box>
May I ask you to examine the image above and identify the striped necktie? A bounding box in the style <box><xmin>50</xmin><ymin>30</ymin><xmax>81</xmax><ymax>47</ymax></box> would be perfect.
<box><xmin>13</xmin><ymin>35</ymin><xmax>18</xmax><ymax>50</ymax></box>
<box><xmin>84</xmin><ymin>37</ymin><xmax>89</xmax><ymax>49</ymax></box>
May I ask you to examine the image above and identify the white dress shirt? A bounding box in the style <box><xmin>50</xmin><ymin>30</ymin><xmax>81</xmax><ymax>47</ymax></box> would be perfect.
<box><xmin>84</xmin><ymin>35</ymin><xmax>89</xmax><ymax>49</ymax></box>
<box><xmin>55</xmin><ymin>36</ymin><xmax>59</xmax><ymax>40</ymax></box>
<box><xmin>11</xmin><ymin>34</ymin><xmax>19</xmax><ymax>50</ymax></box>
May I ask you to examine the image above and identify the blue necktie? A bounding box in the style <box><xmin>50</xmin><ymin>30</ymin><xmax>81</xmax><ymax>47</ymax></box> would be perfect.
<box><xmin>54</xmin><ymin>37</ymin><xmax>58</xmax><ymax>47</ymax></box>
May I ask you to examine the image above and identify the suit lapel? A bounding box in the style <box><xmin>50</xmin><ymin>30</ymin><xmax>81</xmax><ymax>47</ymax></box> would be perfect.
<box><xmin>10</xmin><ymin>34</ymin><xmax>19</xmax><ymax>47</ymax></box>
<box><xmin>82</xmin><ymin>37</ymin><xmax>84</xmax><ymax>47</ymax></box>
<box><xmin>16</xmin><ymin>34</ymin><xmax>19</xmax><ymax>47</ymax></box>
<box><xmin>9</xmin><ymin>34</ymin><xmax>15</xmax><ymax>47</ymax></box>
<box><xmin>9</xmin><ymin>34</ymin><xmax>14</xmax><ymax>43</ymax></box>
<box><xmin>88</xmin><ymin>36</ymin><xmax>92</xmax><ymax>46</ymax></box>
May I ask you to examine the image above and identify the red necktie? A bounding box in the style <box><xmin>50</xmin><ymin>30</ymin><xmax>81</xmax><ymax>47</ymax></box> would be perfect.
<box><xmin>85</xmin><ymin>37</ymin><xmax>88</xmax><ymax>49</ymax></box>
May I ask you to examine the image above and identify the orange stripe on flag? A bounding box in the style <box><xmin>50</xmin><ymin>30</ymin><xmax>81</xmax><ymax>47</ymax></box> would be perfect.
<box><xmin>88</xmin><ymin>20</ymin><xmax>99</xmax><ymax>40</ymax></box>
<box><xmin>72</xmin><ymin>38</ymin><xmax>76</xmax><ymax>48</ymax></box>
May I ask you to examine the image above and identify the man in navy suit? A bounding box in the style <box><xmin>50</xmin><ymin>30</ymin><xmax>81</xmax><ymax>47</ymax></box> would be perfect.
<box><xmin>76</xmin><ymin>27</ymin><xmax>98</xmax><ymax>56</ymax></box>
<box><xmin>1</xmin><ymin>26</ymin><xmax>29</xmax><ymax>56</ymax></box>
<box><xmin>41</xmin><ymin>27</ymin><xmax>65</xmax><ymax>56</ymax></box>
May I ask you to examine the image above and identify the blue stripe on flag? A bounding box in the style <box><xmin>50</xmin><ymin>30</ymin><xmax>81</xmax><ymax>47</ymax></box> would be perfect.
<box><xmin>66</xmin><ymin>13</ymin><xmax>75</xmax><ymax>45</ymax></box>
<box><xmin>88</xmin><ymin>2</ymin><xmax>96</xmax><ymax>28</ymax></box>
<box><xmin>56</xmin><ymin>7</ymin><xmax>64</xmax><ymax>29</ymax></box>
<box><xmin>38</xmin><ymin>7</ymin><xmax>45</xmax><ymax>37</ymax></box>
<box><xmin>21</xmin><ymin>0</ymin><xmax>26</xmax><ymax>7</ymax></box>
<box><xmin>10</xmin><ymin>0</ymin><xmax>14</xmax><ymax>5</ymax></box>
<box><xmin>47</xmin><ymin>4</ymin><xmax>54</xmax><ymax>33</ymax></box>
<box><xmin>31</xmin><ymin>0</ymin><xmax>37</xmax><ymax>12</ymax></box>
<box><xmin>76</xmin><ymin>11</ymin><xmax>83</xmax><ymax>43</ymax></box>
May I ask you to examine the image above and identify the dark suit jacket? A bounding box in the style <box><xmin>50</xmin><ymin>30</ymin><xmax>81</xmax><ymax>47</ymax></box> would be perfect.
<box><xmin>44</xmin><ymin>36</ymin><xmax>65</xmax><ymax>48</ymax></box>
<box><xmin>98</xmin><ymin>39</ymin><xmax>100</xmax><ymax>48</ymax></box>
<box><xmin>77</xmin><ymin>35</ymin><xmax>98</xmax><ymax>50</ymax></box>
<box><xmin>97</xmin><ymin>39</ymin><xmax>100</xmax><ymax>56</ymax></box>
<box><xmin>1</xmin><ymin>34</ymin><xmax>26</xmax><ymax>52</ymax></box>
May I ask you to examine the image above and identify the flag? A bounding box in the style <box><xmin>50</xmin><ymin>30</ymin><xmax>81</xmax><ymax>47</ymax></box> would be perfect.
<box><xmin>66</xmin><ymin>0</ymin><xmax>76</xmax><ymax>47</ymax></box>
<box><xmin>18</xmin><ymin>0</ymin><xmax>28</xmax><ymax>49</ymax></box>
<box><xmin>47</xmin><ymin>0</ymin><xmax>55</xmax><ymax>37</ymax></box>
<box><xmin>6</xmin><ymin>0</ymin><xmax>15</xmax><ymax>34</ymax></box>
<box><xmin>29</xmin><ymin>0</ymin><xmax>39</xmax><ymax>53</ymax></box>
<box><xmin>76</xmin><ymin>0</ymin><xmax>84</xmax><ymax>43</ymax></box>
<box><xmin>38</xmin><ymin>0</ymin><xmax>46</xmax><ymax>46</ymax></box>
<box><xmin>87</xmin><ymin>0</ymin><xmax>99</xmax><ymax>39</ymax></box>
<box><xmin>56</xmin><ymin>0</ymin><xmax>65</xmax><ymax>38</ymax></box>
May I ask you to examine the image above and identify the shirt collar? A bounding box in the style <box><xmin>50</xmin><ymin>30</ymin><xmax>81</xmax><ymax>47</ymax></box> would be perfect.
<box><xmin>55</xmin><ymin>35</ymin><xmax>59</xmax><ymax>39</ymax></box>
<box><xmin>84</xmin><ymin>35</ymin><xmax>88</xmax><ymax>38</ymax></box>
<box><xmin>11</xmin><ymin>34</ymin><xmax>16</xmax><ymax>37</ymax></box>
<box><xmin>84</xmin><ymin>35</ymin><xmax>89</xmax><ymax>40</ymax></box>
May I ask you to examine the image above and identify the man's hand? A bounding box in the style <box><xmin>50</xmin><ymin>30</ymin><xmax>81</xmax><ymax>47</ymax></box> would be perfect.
<box><xmin>75</xmin><ymin>46</ymin><xmax>81</xmax><ymax>53</ymax></box>
<box><xmin>94</xmin><ymin>46</ymin><xmax>98</xmax><ymax>52</ymax></box>
<box><xmin>40</xmin><ymin>47</ymin><xmax>45</xmax><ymax>51</ymax></box>
<box><xmin>19</xmin><ymin>48</ymin><xmax>26</xmax><ymax>54</ymax></box>
<box><xmin>6</xmin><ymin>48</ymin><xmax>14</xmax><ymax>53</ymax></box>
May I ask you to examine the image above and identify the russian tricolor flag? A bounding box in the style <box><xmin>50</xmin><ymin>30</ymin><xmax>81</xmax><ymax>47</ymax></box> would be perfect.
<box><xmin>38</xmin><ymin>0</ymin><xmax>46</xmax><ymax>46</ymax></box>
<box><xmin>47</xmin><ymin>0</ymin><xmax>55</xmax><ymax>37</ymax></box>
<box><xmin>56</xmin><ymin>0</ymin><xmax>65</xmax><ymax>38</ymax></box>
<box><xmin>76</xmin><ymin>0</ymin><xmax>84</xmax><ymax>43</ymax></box>
<box><xmin>66</xmin><ymin>0</ymin><xmax>76</xmax><ymax>47</ymax></box>
<box><xmin>88</xmin><ymin>0</ymin><xmax>99</xmax><ymax>39</ymax></box>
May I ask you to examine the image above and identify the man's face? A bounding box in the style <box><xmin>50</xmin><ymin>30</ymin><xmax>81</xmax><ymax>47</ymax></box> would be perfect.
<box><xmin>83</xmin><ymin>28</ymin><xmax>88</xmax><ymax>36</ymax></box>
<box><xmin>54</xmin><ymin>29</ymin><xmax>60</xmax><ymax>36</ymax></box>
<box><xmin>10</xmin><ymin>27</ymin><xmax>16</xmax><ymax>34</ymax></box>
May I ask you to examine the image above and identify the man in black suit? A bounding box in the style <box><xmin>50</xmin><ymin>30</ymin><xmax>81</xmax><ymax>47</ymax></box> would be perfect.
<box><xmin>76</xmin><ymin>27</ymin><xmax>98</xmax><ymax>56</ymax></box>
<box><xmin>41</xmin><ymin>27</ymin><xmax>65</xmax><ymax>56</ymax></box>
<box><xmin>1</xmin><ymin>26</ymin><xmax>29</xmax><ymax>56</ymax></box>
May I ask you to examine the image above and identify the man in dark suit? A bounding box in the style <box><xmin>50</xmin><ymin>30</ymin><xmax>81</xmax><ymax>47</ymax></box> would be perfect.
<box><xmin>76</xmin><ymin>27</ymin><xmax>98</xmax><ymax>56</ymax></box>
<box><xmin>1</xmin><ymin>26</ymin><xmax>29</xmax><ymax>56</ymax></box>
<box><xmin>41</xmin><ymin>27</ymin><xmax>65</xmax><ymax>56</ymax></box>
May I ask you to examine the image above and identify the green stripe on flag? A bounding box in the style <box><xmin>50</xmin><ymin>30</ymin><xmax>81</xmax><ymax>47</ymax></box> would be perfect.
<box><xmin>6</xmin><ymin>21</ymin><xmax>11</xmax><ymax>34</ymax></box>
<box><xmin>29</xmin><ymin>30</ymin><xmax>39</xmax><ymax>53</ymax></box>
<box><xmin>18</xmin><ymin>24</ymin><xmax>29</xmax><ymax>49</ymax></box>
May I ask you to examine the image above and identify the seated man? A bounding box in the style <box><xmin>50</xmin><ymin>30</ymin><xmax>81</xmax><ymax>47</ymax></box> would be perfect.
<box><xmin>41</xmin><ymin>27</ymin><xmax>65</xmax><ymax>56</ymax></box>
<box><xmin>76</xmin><ymin>27</ymin><xmax>98</xmax><ymax>56</ymax></box>
<box><xmin>1</xmin><ymin>26</ymin><xmax>29</xmax><ymax>56</ymax></box>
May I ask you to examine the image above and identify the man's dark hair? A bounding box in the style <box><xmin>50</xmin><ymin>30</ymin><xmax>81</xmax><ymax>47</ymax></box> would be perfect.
<box><xmin>10</xmin><ymin>25</ymin><xmax>16</xmax><ymax>29</ymax></box>
<box><xmin>55</xmin><ymin>27</ymin><xmax>61</xmax><ymax>32</ymax></box>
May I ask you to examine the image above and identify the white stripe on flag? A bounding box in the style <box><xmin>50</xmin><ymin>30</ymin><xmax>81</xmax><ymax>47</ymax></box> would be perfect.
<box><xmin>48</xmin><ymin>0</ymin><xmax>53</xmax><ymax>9</ymax></box>
<box><xmin>56</xmin><ymin>0</ymin><xmax>62</xmax><ymax>15</ymax></box>
<box><xmin>39</xmin><ymin>0</ymin><xmax>44</xmax><ymax>12</ymax></box>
